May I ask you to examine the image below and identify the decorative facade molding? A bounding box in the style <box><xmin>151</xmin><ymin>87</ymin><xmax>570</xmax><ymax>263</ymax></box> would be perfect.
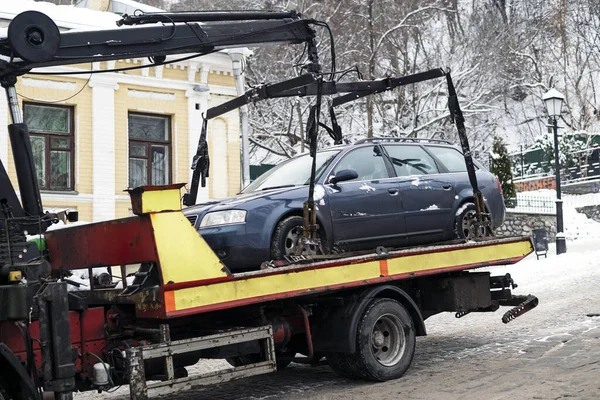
<box><xmin>21</xmin><ymin>78</ymin><xmax>77</xmax><ymax>91</ymax></box>
<box><xmin>128</xmin><ymin>89</ymin><xmax>176</xmax><ymax>101</ymax></box>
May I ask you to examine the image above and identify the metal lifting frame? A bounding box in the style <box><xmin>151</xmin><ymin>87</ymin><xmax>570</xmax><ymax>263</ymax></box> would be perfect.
<box><xmin>188</xmin><ymin>67</ymin><xmax>490</xmax><ymax>236</ymax></box>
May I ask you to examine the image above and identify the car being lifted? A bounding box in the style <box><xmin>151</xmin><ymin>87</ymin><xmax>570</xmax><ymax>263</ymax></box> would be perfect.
<box><xmin>184</xmin><ymin>138</ymin><xmax>505</xmax><ymax>272</ymax></box>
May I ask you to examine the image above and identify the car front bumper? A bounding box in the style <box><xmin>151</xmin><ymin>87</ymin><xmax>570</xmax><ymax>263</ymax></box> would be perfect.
<box><xmin>198</xmin><ymin>224</ymin><xmax>269</xmax><ymax>272</ymax></box>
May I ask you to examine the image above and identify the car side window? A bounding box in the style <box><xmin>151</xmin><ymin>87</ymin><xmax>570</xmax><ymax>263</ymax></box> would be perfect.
<box><xmin>425</xmin><ymin>146</ymin><xmax>467</xmax><ymax>173</ymax></box>
<box><xmin>384</xmin><ymin>145</ymin><xmax>439</xmax><ymax>176</ymax></box>
<box><xmin>333</xmin><ymin>146</ymin><xmax>388</xmax><ymax>181</ymax></box>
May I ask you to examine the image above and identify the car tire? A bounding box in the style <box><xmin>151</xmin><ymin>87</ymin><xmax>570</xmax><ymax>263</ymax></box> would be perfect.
<box><xmin>271</xmin><ymin>216</ymin><xmax>305</xmax><ymax>260</ymax></box>
<box><xmin>455</xmin><ymin>202</ymin><xmax>494</xmax><ymax>240</ymax></box>
<box><xmin>327</xmin><ymin>298</ymin><xmax>416</xmax><ymax>382</ymax></box>
<box><xmin>455</xmin><ymin>202</ymin><xmax>477</xmax><ymax>240</ymax></box>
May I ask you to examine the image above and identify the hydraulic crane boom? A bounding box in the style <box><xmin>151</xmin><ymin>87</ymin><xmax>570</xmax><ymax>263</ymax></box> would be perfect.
<box><xmin>0</xmin><ymin>10</ymin><xmax>318</xmax><ymax>77</ymax></box>
<box><xmin>0</xmin><ymin>9</ymin><xmax>320</xmax><ymax>233</ymax></box>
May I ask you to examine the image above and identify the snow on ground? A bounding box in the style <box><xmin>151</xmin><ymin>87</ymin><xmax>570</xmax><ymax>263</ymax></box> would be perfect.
<box><xmin>509</xmin><ymin>188</ymin><xmax>600</xmax><ymax>240</ymax></box>
<box><xmin>417</xmin><ymin>237</ymin><xmax>600</xmax><ymax>377</ymax></box>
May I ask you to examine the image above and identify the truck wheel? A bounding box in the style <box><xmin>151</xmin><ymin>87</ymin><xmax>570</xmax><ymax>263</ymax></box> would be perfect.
<box><xmin>326</xmin><ymin>352</ymin><xmax>361</xmax><ymax>379</ymax></box>
<box><xmin>329</xmin><ymin>298</ymin><xmax>416</xmax><ymax>381</ymax></box>
<box><xmin>226</xmin><ymin>351</ymin><xmax>292</xmax><ymax>371</ymax></box>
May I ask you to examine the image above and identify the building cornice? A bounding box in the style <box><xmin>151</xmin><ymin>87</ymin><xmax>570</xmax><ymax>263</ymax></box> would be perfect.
<box><xmin>25</xmin><ymin>58</ymin><xmax>238</xmax><ymax>97</ymax></box>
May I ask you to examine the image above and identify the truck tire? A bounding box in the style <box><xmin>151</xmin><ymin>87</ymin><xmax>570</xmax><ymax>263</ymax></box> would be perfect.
<box><xmin>226</xmin><ymin>351</ymin><xmax>293</xmax><ymax>371</ymax></box>
<box><xmin>328</xmin><ymin>298</ymin><xmax>416</xmax><ymax>381</ymax></box>
<box><xmin>326</xmin><ymin>352</ymin><xmax>362</xmax><ymax>379</ymax></box>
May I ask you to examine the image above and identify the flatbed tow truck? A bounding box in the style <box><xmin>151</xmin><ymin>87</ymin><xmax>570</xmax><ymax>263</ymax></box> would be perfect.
<box><xmin>0</xmin><ymin>8</ymin><xmax>538</xmax><ymax>400</ymax></box>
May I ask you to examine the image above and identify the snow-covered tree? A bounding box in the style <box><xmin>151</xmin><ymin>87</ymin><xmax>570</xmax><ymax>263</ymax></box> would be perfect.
<box><xmin>490</xmin><ymin>136</ymin><xmax>516</xmax><ymax>202</ymax></box>
<box><xmin>164</xmin><ymin>0</ymin><xmax>600</xmax><ymax>170</ymax></box>
<box><xmin>533</xmin><ymin>129</ymin><xmax>598</xmax><ymax>179</ymax></box>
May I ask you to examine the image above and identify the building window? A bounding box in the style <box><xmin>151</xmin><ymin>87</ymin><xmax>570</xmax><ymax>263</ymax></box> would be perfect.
<box><xmin>23</xmin><ymin>103</ymin><xmax>75</xmax><ymax>191</ymax></box>
<box><xmin>128</xmin><ymin>113</ymin><xmax>171</xmax><ymax>188</ymax></box>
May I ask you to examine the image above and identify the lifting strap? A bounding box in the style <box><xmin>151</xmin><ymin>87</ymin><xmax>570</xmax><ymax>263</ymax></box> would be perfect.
<box><xmin>183</xmin><ymin>117</ymin><xmax>210</xmax><ymax>206</ymax></box>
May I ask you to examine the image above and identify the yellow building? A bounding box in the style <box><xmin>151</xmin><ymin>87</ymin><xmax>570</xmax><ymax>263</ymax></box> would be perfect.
<box><xmin>0</xmin><ymin>1</ymin><xmax>243</xmax><ymax>222</ymax></box>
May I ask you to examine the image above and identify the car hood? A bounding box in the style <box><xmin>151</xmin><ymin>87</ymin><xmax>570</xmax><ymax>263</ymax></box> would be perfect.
<box><xmin>183</xmin><ymin>185</ymin><xmax>309</xmax><ymax>215</ymax></box>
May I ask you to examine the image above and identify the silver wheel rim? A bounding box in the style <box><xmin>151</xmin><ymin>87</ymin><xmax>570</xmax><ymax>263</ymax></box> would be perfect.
<box><xmin>371</xmin><ymin>313</ymin><xmax>406</xmax><ymax>367</ymax></box>
<box><xmin>461</xmin><ymin>210</ymin><xmax>476</xmax><ymax>239</ymax></box>
<box><xmin>284</xmin><ymin>226</ymin><xmax>301</xmax><ymax>255</ymax></box>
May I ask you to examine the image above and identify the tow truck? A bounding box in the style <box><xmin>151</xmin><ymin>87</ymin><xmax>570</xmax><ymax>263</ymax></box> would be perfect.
<box><xmin>0</xmin><ymin>8</ymin><xmax>538</xmax><ymax>400</ymax></box>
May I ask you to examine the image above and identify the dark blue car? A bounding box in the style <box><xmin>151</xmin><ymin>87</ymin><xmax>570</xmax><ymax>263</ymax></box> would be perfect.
<box><xmin>183</xmin><ymin>139</ymin><xmax>505</xmax><ymax>272</ymax></box>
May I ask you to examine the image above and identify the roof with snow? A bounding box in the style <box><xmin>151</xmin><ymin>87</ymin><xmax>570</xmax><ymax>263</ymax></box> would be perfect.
<box><xmin>0</xmin><ymin>1</ymin><xmax>121</xmax><ymax>30</ymax></box>
<box><xmin>75</xmin><ymin>0</ymin><xmax>164</xmax><ymax>15</ymax></box>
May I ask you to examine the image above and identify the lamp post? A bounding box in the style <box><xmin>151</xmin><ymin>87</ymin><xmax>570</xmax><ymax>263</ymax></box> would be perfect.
<box><xmin>520</xmin><ymin>144</ymin><xmax>524</xmax><ymax>177</ymax></box>
<box><xmin>228</xmin><ymin>48</ymin><xmax>252</xmax><ymax>189</ymax></box>
<box><xmin>542</xmin><ymin>88</ymin><xmax>567</xmax><ymax>254</ymax></box>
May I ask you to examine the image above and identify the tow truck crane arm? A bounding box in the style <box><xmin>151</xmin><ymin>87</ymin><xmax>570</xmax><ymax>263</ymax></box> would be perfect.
<box><xmin>0</xmin><ymin>10</ymin><xmax>317</xmax><ymax>76</ymax></box>
<box><xmin>0</xmin><ymin>9</ymin><xmax>320</xmax><ymax>233</ymax></box>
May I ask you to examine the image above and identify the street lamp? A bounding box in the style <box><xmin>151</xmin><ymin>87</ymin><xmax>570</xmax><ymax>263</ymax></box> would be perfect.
<box><xmin>542</xmin><ymin>88</ymin><xmax>567</xmax><ymax>255</ymax></box>
<box><xmin>228</xmin><ymin>48</ymin><xmax>252</xmax><ymax>189</ymax></box>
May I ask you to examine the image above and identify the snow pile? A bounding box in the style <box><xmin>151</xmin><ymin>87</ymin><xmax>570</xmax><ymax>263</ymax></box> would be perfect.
<box><xmin>563</xmin><ymin>205</ymin><xmax>600</xmax><ymax>241</ymax></box>
<box><xmin>489</xmin><ymin>239</ymin><xmax>600</xmax><ymax>286</ymax></box>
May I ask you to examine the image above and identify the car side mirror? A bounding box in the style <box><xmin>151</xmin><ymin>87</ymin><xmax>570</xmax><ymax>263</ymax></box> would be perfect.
<box><xmin>330</xmin><ymin>169</ymin><xmax>358</xmax><ymax>185</ymax></box>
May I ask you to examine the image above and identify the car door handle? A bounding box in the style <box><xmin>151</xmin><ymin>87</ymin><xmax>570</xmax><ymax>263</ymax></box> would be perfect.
<box><xmin>442</xmin><ymin>184</ymin><xmax>452</xmax><ymax>190</ymax></box>
<box><xmin>388</xmin><ymin>188</ymin><xmax>399</xmax><ymax>195</ymax></box>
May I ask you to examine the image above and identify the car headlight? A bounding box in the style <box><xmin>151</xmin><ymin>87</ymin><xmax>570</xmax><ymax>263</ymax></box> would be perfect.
<box><xmin>200</xmin><ymin>210</ymin><xmax>247</xmax><ymax>227</ymax></box>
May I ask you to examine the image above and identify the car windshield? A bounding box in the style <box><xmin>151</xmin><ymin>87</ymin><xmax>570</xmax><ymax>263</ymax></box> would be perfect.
<box><xmin>242</xmin><ymin>150</ymin><xmax>339</xmax><ymax>193</ymax></box>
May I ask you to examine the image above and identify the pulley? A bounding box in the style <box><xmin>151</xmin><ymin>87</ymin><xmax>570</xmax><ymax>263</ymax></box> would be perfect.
<box><xmin>8</xmin><ymin>11</ymin><xmax>60</xmax><ymax>63</ymax></box>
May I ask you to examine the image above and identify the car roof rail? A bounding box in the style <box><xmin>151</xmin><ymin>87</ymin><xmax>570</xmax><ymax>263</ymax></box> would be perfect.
<box><xmin>353</xmin><ymin>137</ymin><xmax>453</xmax><ymax>145</ymax></box>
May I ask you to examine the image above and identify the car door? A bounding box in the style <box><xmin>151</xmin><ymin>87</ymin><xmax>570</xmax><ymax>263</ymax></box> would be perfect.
<box><xmin>383</xmin><ymin>144</ymin><xmax>455</xmax><ymax>244</ymax></box>
<box><xmin>325</xmin><ymin>145</ymin><xmax>405</xmax><ymax>247</ymax></box>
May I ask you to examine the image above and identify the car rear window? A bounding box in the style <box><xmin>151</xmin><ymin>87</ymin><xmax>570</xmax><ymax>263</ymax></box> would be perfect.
<box><xmin>383</xmin><ymin>145</ymin><xmax>439</xmax><ymax>176</ymax></box>
<box><xmin>426</xmin><ymin>146</ymin><xmax>467</xmax><ymax>173</ymax></box>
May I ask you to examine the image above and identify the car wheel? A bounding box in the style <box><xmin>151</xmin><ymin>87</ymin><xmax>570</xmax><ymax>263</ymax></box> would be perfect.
<box><xmin>455</xmin><ymin>202</ymin><xmax>493</xmax><ymax>239</ymax></box>
<box><xmin>455</xmin><ymin>202</ymin><xmax>477</xmax><ymax>240</ymax></box>
<box><xmin>271</xmin><ymin>216</ymin><xmax>305</xmax><ymax>259</ymax></box>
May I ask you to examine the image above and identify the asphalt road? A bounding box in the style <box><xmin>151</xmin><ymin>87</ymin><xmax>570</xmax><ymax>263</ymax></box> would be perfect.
<box><xmin>79</xmin><ymin>240</ymin><xmax>600</xmax><ymax>400</ymax></box>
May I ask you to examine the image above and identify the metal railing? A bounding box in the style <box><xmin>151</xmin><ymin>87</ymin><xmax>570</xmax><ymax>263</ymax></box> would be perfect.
<box><xmin>506</xmin><ymin>192</ymin><xmax>600</xmax><ymax>214</ymax></box>
<box><xmin>506</xmin><ymin>194</ymin><xmax>556</xmax><ymax>214</ymax></box>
